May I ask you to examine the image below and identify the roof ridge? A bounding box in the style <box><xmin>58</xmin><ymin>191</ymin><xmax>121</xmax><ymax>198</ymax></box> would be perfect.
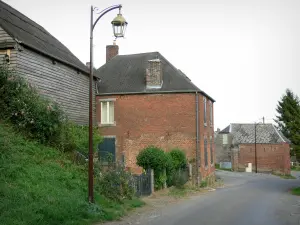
<box><xmin>0</xmin><ymin>1</ymin><xmax>49</xmax><ymax>35</ymax></box>
<box><xmin>118</xmin><ymin>51</ymin><xmax>160</xmax><ymax>57</ymax></box>
<box><xmin>0</xmin><ymin>17</ymin><xmax>74</xmax><ymax>57</ymax></box>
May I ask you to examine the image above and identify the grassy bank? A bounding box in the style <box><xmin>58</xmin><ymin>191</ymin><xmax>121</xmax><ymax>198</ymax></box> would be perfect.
<box><xmin>0</xmin><ymin>123</ymin><xmax>143</xmax><ymax>225</ymax></box>
<box><xmin>291</xmin><ymin>187</ymin><xmax>300</xmax><ymax>196</ymax></box>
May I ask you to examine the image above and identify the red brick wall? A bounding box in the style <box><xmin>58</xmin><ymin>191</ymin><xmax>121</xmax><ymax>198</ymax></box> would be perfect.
<box><xmin>238</xmin><ymin>143</ymin><xmax>290</xmax><ymax>174</ymax></box>
<box><xmin>96</xmin><ymin>93</ymin><xmax>215</xmax><ymax>178</ymax></box>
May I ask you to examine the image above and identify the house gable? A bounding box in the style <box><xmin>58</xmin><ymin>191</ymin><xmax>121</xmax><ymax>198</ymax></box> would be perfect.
<box><xmin>0</xmin><ymin>1</ymin><xmax>88</xmax><ymax>74</ymax></box>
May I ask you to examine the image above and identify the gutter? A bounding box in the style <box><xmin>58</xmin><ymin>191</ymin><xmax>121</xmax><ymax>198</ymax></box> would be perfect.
<box><xmin>195</xmin><ymin>91</ymin><xmax>201</xmax><ymax>185</ymax></box>
<box><xmin>97</xmin><ymin>90</ymin><xmax>216</xmax><ymax>103</ymax></box>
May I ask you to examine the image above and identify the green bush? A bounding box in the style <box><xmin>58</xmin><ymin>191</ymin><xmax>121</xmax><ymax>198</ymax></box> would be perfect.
<box><xmin>172</xmin><ymin>170</ymin><xmax>187</xmax><ymax>189</ymax></box>
<box><xmin>95</xmin><ymin>162</ymin><xmax>135</xmax><ymax>202</ymax></box>
<box><xmin>136</xmin><ymin>146</ymin><xmax>169</xmax><ymax>190</ymax></box>
<box><xmin>166</xmin><ymin>148</ymin><xmax>187</xmax><ymax>187</ymax></box>
<box><xmin>0</xmin><ymin>66</ymin><xmax>66</xmax><ymax>144</ymax></box>
<box><xmin>0</xmin><ymin>65</ymin><xmax>101</xmax><ymax>153</ymax></box>
<box><xmin>168</xmin><ymin>148</ymin><xmax>187</xmax><ymax>170</ymax></box>
<box><xmin>57</xmin><ymin>122</ymin><xmax>102</xmax><ymax>155</ymax></box>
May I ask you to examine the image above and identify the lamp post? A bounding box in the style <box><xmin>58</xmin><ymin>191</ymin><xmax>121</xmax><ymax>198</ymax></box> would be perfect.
<box><xmin>88</xmin><ymin>5</ymin><xmax>127</xmax><ymax>203</ymax></box>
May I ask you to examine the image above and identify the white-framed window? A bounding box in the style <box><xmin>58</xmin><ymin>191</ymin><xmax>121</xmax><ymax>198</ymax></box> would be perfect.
<box><xmin>223</xmin><ymin>134</ymin><xmax>228</xmax><ymax>145</ymax></box>
<box><xmin>101</xmin><ymin>101</ymin><xmax>114</xmax><ymax>125</ymax></box>
<box><xmin>204</xmin><ymin>97</ymin><xmax>207</xmax><ymax>126</ymax></box>
<box><xmin>210</xmin><ymin>101</ymin><xmax>213</xmax><ymax>126</ymax></box>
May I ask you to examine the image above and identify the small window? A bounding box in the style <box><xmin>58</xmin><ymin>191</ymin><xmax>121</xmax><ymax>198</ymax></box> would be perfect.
<box><xmin>204</xmin><ymin>97</ymin><xmax>207</xmax><ymax>125</ymax></box>
<box><xmin>223</xmin><ymin>134</ymin><xmax>228</xmax><ymax>145</ymax></box>
<box><xmin>210</xmin><ymin>136</ymin><xmax>213</xmax><ymax>164</ymax></box>
<box><xmin>101</xmin><ymin>101</ymin><xmax>114</xmax><ymax>124</ymax></box>
<box><xmin>210</xmin><ymin>102</ymin><xmax>213</xmax><ymax>126</ymax></box>
<box><xmin>204</xmin><ymin>138</ymin><xmax>208</xmax><ymax>167</ymax></box>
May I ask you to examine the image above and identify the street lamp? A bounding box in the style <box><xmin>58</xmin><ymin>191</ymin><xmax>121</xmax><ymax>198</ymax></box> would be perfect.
<box><xmin>88</xmin><ymin>5</ymin><xmax>127</xmax><ymax>203</ymax></box>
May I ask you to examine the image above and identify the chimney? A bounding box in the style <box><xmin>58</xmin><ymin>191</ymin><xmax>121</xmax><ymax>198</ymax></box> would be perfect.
<box><xmin>106</xmin><ymin>40</ymin><xmax>119</xmax><ymax>62</ymax></box>
<box><xmin>86</xmin><ymin>62</ymin><xmax>90</xmax><ymax>69</ymax></box>
<box><xmin>146</xmin><ymin>58</ymin><xmax>163</xmax><ymax>88</ymax></box>
<box><xmin>217</xmin><ymin>128</ymin><xmax>220</xmax><ymax>132</ymax></box>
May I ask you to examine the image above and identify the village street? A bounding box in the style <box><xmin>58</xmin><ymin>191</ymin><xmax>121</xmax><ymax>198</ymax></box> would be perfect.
<box><xmin>104</xmin><ymin>170</ymin><xmax>300</xmax><ymax>225</ymax></box>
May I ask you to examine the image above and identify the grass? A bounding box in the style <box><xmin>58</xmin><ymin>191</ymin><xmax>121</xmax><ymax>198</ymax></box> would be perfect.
<box><xmin>215</xmin><ymin>163</ymin><xmax>232</xmax><ymax>172</ymax></box>
<box><xmin>291</xmin><ymin>187</ymin><xmax>300</xmax><ymax>196</ymax></box>
<box><xmin>168</xmin><ymin>187</ymin><xmax>188</xmax><ymax>198</ymax></box>
<box><xmin>0</xmin><ymin>123</ymin><xmax>144</xmax><ymax>225</ymax></box>
<box><xmin>291</xmin><ymin>166</ymin><xmax>300</xmax><ymax>171</ymax></box>
<box><xmin>272</xmin><ymin>172</ymin><xmax>296</xmax><ymax>179</ymax></box>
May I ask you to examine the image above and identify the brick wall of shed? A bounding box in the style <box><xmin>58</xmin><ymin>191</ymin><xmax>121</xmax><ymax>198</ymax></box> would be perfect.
<box><xmin>96</xmin><ymin>93</ymin><xmax>215</xmax><ymax>178</ymax></box>
<box><xmin>238</xmin><ymin>143</ymin><xmax>290</xmax><ymax>174</ymax></box>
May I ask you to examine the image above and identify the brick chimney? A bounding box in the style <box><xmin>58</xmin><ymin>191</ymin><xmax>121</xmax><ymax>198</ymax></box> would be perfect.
<box><xmin>146</xmin><ymin>58</ymin><xmax>163</xmax><ymax>88</ymax></box>
<box><xmin>106</xmin><ymin>40</ymin><xmax>119</xmax><ymax>62</ymax></box>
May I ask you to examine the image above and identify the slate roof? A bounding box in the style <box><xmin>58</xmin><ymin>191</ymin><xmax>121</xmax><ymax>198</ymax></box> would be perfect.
<box><xmin>0</xmin><ymin>1</ymin><xmax>88</xmax><ymax>74</ymax></box>
<box><xmin>96</xmin><ymin>52</ymin><xmax>215</xmax><ymax>102</ymax></box>
<box><xmin>220</xmin><ymin>123</ymin><xmax>290</xmax><ymax>144</ymax></box>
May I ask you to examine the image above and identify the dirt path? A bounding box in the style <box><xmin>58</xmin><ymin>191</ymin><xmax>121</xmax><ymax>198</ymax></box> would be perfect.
<box><xmin>99</xmin><ymin>184</ymin><xmax>221</xmax><ymax>225</ymax></box>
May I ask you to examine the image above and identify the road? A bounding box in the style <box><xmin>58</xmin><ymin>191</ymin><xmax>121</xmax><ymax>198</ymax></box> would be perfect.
<box><xmin>104</xmin><ymin>171</ymin><xmax>300</xmax><ymax>225</ymax></box>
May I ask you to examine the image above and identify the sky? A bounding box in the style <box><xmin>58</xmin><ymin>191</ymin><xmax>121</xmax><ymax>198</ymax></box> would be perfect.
<box><xmin>3</xmin><ymin>0</ymin><xmax>300</xmax><ymax>130</ymax></box>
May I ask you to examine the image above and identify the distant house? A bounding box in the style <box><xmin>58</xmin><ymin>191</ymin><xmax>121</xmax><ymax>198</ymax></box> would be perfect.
<box><xmin>0</xmin><ymin>1</ymin><xmax>94</xmax><ymax>124</ymax></box>
<box><xmin>215</xmin><ymin>123</ymin><xmax>290</xmax><ymax>174</ymax></box>
<box><xmin>95</xmin><ymin>43</ymin><xmax>216</xmax><ymax>179</ymax></box>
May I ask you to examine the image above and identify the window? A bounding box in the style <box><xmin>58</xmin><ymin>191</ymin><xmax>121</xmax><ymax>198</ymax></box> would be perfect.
<box><xmin>210</xmin><ymin>136</ymin><xmax>213</xmax><ymax>164</ymax></box>
<box><xmin>210</xmin><ymin>102</ymin><xmax>213</xmax><ymax>126</ymax></box>
<box><xmin>98</xmin><ymin>137</ymin><xmax>116</xmax><ymax>162</ymax></box>
<box><xmin>204</xmin><ymin>97</ymin><xmax>207</xmax><ymax>125</ymax></box>
<box><xmin>223</xmin><ymin>134</ymin><xmax>228</xmax><ymax>145</ymax></box>
<box><xmin>204</xmin><ymin>138</ymin><xmax>208</xmax><ymax>167</ymax></box>
<box><xmin>101</xmin><ymin>101</ymin><xmax>114</xmax><ymax>125</ymax></box>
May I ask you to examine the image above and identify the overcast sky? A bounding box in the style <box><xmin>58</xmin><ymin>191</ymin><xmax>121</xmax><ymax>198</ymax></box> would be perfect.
<box><xmin>3</xmin><ymin>0</ymin><xmax>300</xmax><ymax>130</ymax></box>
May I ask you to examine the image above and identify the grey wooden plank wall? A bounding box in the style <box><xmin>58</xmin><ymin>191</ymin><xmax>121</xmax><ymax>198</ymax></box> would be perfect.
<box><xmin>0</xmin><ymin>26</ymin><xmax>14</xmax><ymax>42</ymax></box>
<box><xmin>15</xmin><ymin>47</ymin><xmax>95</xmax><ymax>125</ymax></box>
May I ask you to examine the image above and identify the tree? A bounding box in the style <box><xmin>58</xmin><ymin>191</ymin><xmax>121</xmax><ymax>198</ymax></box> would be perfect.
<box><xmin>274</xmin><ymin>89</ymin><xmax>300</xmax><ymax>161</ymax></box>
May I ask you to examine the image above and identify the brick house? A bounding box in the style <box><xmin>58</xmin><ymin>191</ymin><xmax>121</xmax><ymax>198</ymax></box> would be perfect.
<box><xmin>215</xmin><ymin>123</ymin><xmax>291</xmax><ymax>174</ymax></box>
<box><xmin>95</xmin><ymin>43</ymin><xmax>216</xmax><ymax>179</ymax></box>
<box><xmin>0</xmin><ymin>1</ymin><xmax>94</xmax><ymax>124</ymax></box>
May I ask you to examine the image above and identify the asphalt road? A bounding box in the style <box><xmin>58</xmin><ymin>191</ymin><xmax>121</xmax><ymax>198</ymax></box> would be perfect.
<box><xmin>145</xmin><ymin>171</ymin><xmax>300</xmax><ymax>225</ymax></box>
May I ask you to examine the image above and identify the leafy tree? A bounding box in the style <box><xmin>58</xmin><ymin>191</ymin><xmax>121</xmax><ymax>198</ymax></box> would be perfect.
<box><xmin>274</xmin><ymin>89</ymin><xmax>300</xmax><ymax>161</ymax></box>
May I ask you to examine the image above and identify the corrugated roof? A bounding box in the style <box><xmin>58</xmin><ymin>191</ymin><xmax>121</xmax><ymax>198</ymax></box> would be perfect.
<box><xmin>96</xmin><ymin>51</ymin><xmax>215</xmax><ymax>101</ymax></box>
<box><xmin>0</xmin><ymin>0</ymin><xmax>88</xmax><ymax>74</ymax></box>
<box><xmin>220</xmin><ymin>123</ymin><xmax>290</xmax><ymax>144</ymax></box>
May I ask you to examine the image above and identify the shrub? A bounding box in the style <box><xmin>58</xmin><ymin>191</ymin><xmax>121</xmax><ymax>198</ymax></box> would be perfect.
<box><xmin>0</xmin><ymin>65</ymin><xmax>66</xmax><ymax>145</ymax></box>
<box><xmin>172</xmin><ymin>170</ymin><xmax>187</xmax><ymax>189</ymax></box>
<box><xmin>95</xmin><ymin>162</ymin><xmax>135</xmax><ymax>202</ymax></box>
<box><xmin>57</xmin><ymin>122</ymin><xmax>102</xmax><ymax>154</ymax></box>
<box><xmin>166</xmin><ymin>148</ymin><xmax>187</xmax><ymax>187</ymax></box>
<box><xmin>168</xmin><ymin>148</ymin><xmax>187</xmax><ymax>170</ymax></box>
<box><xmin>136</xmin><ymin>146</ymin><xmax>169</xmax><ymax>190</ymax></box>
<box><xmin>0</xmin><ymin>65</ymin><xmax>101</xmax><ymax>153</ymax></box>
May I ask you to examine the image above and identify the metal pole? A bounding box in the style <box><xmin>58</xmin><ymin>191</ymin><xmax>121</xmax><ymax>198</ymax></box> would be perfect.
<box><xmin>254</xmin><ymin>123</ymin><xmax>257</xmax><ymax>173</ymax></box>
<box><xmin>88</xmin><ymin>5</ymin><xmax>94</xmax><ymax>203</ymax></box>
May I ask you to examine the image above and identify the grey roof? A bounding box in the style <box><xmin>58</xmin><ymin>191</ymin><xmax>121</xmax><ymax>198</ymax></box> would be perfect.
<box><xmin>0</xmin><ymin>1</ymin><xmax>88</xmax><ymax>74</ymax></box>
<box><xmin>221</xmin><ymin>123</ymin><xmax>290</xmax><ymax>144</ymax></box>
<box><xmin>220</xmin><ymin>125</ymin><xmax>230</xmax><ymax>133</ymax></box>
<box><xmin>96</xmin><ymin>52</ymin><xmax>215</xmax><ymax>102</ymax></box>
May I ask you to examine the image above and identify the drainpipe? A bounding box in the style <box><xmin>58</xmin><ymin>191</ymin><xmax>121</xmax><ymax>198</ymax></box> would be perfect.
<box><xmin>195</xmin><ymin>92</ymin><xmax>201</xmax><ymax>186</ymax></box>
